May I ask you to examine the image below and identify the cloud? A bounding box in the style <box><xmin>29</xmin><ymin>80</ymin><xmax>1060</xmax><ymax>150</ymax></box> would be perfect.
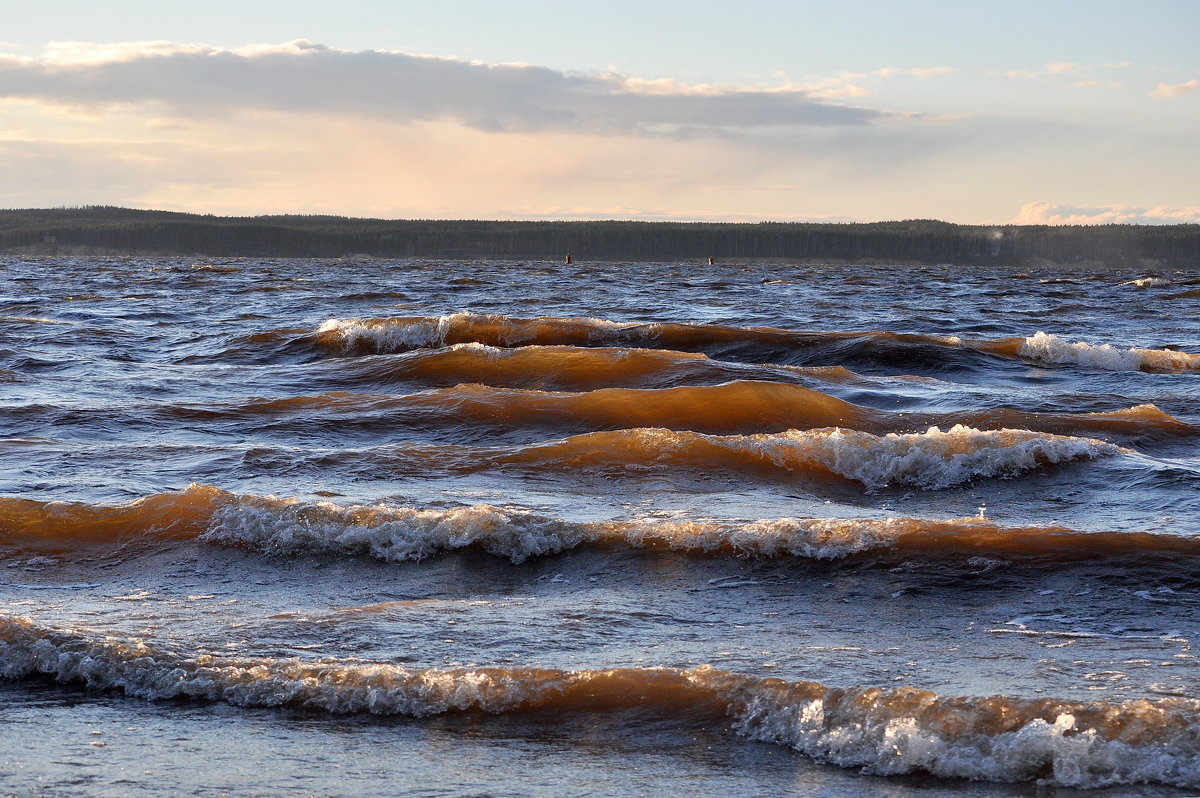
<box><xmin>0</xmin><ymin>40</ymin><xmax>886</xmax><ymax>136</ymax></box>
<box><xmin>1151</xmin><ymin>79</ymin><xmax>1200</xmax><ymax>98</ymax></box>
<box><xmin>1001</xmin><ymin>61</ymin><xmax>1121</xmax><ymax>82</ymax></box>
<box><xmin>871</xmin><ymin>66</ymin><xmax>957</xmax><ymax>79</ymax></box>
<box><xmin>1010</xmin><ymin>201</ymin><xmax>1200</xmax><ymax>225</ymax></box>
<box><xmin>789</xmin><ymin>66</ymin><xmax>955</xmax><ymax>99</ymax></box>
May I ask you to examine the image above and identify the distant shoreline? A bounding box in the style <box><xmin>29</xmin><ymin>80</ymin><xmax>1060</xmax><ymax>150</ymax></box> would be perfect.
<box><xmin>1</xmin><ymin>206</ymin><xmax>1197</xmax><ymax>267</ymax></box>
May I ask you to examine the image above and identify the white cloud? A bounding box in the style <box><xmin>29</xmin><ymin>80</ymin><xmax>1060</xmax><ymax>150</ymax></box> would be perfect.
<box><xmin>1010</xmin><ymin>201</ymin><xmax>1200</xmax><ymax>225</ymax></box>
<box><xmin>786</xmin><ymin>66</ymin><xmax>955</xmax><ymax>99</ymax></box>
<box><xmin>0</xmin><ymin>39</ymin><xmax>887</xmax><ymax>136</ymax></box>
<box><xmin>1151</xmin><ymin>79</ymin><xmax>1200</xmax><ymax>98</ymax></box>
<box><xmin>874</xmin><ymin>66</ymin><xmax>957</xmax><ymax>78</ymax></box>
<box><xmin>1001</xmin><ymin>61</ymin><xmax>1122</xmax><ymax>82</ymax></box>
<box><xmin>38</xmin><ymin>40</ymin><xmax>214</xmax><ymax>65</ymax></box>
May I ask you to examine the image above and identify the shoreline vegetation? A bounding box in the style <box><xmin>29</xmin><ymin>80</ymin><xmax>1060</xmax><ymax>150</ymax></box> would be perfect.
<box><xmin>1</xmin><ymin>206</ymin><xmax>1197</xmax><ymax>267</ymax></box>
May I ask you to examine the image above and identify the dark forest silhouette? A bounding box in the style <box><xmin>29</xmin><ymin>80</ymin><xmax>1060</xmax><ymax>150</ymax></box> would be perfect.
<box><xmin>2</xmin><ymin>206</ymin><xmax>1197</xmax><ymax>266</ymax></box>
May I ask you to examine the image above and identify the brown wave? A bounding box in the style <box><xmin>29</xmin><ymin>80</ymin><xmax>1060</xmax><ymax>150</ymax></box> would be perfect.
<box><xmin>490</xmin><ymin>426</ymin><xmax>1120</xmax><ymax>488</ymax></box>
<box><xmin>948</xmin><ymin>402</ymin><xmax>1194</xmax><ymax>440</ymax></box>
<box><xmin>323</xmin><ymin>344</ymin><xmax>868</xmax><ymax>391</ymax></box>
<box><xmin>3</xmin><ymin>617</ymin><xmax>1198</xmax><ymax>789</ymax></box>
<box><xmin>10</xmin><ymin>485</ymin><xmax>1197</xmax><ymax>565</ymax></box>
<box><xmin>163</xmin><ymin>380</ymin><xmax>1192</xmax><ymax>440</ymax></box>
<box><xmin>973</xmin><ymin>332</ymin><xmax>1200</xmax><ymax>373</ymax></box>
<box><xmin>200</xmin><ymin>425</ymin><xmax>1126</xmax><ymax>489</ymax></box>
<box><xmin>313</xmin><ymin>314</ymin><xmax>966</xmax><ymax>363</ymax></box>
<box><xmin>0</xmin><ymin>487</ymin><xmax>215</xmax><ymax>550</ymax></box>
<box><xmin>314</xmin><ymin>313</ymin><xmax>830</xmax><ymax>352</ymax></box>
<box><xmin>390</xmin><ymin>381</ymin><xmax>879</xmax><ymax>435</ymax></box>
<box><xmin>313</xmin><ymin>315</ymin><xmax>1200</xmax><ymax>373</ymax></box>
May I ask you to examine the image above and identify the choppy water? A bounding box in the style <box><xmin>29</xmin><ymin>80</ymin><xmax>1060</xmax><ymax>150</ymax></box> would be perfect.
<box><xmin>2</xmin><ymin>257</ymin><xmax>1199</xmax><ymax>796</ymax></box>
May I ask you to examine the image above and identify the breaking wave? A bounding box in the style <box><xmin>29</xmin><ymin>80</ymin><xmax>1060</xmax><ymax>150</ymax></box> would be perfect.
<box><xmin>310</xmin><ymin>314</ymin><xmax>971</xmax><ymax>366</ymax></box>
<box><xmin>496</xmin><ymin>425</ymin><xmax>1121</xmax><ymax>489</ymax></box>
<box><xmin>2</xmin><ymin>617</ymin><xmax>1198</xmax><ymax>790</ymax></box>
<box><xmin>1015</xmin><ymin>331</ymin><xmax>1200</xmax><ymax>373</ymax></box>
<box><xmin>311</xmin><ymin>315</ymin><xmax>1200</xmax><ymax>375</ymax></box>
<box><xmin>9</xmin><ymin>483</ymin><xmax>1191</xmax><ymax>566</ymax></box>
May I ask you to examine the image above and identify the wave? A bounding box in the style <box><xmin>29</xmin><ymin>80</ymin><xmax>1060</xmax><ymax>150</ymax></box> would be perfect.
<box><xmin>2</xmin><ymin>616</ymin><xmax>1197</xmax><ymax>789</ymax></box>
<box><xmin>1000</xmin><ymin>332</ymin><xmax>1200</xmax><ymax>373</ymax></box>
<box><xmin>314</xmin><ymin>313</ymin><xmax>803</xmax><ymax>353</ymax></box>
<box><xmin>310</xmin><ymin>313</ymin><xmax>979</xmax><ymax>371</ymax></box>
<box><xmin>11</xmin><ymin>483</ymin><xmax>1191</xmax><ymax>566</ymax></box>
<box><xmin>234</xmin><ymin>424</ymin><xmax>1122</xmax><ymax>488</ymax></box>
<box><xmin>312</xmin><ymin>314</ymin><xmax>1200</xmax><ymax>374</ymax></box>
<box><xmin>67</xmin><ymin>381</ymin><xmax>1187</xmax><ymax>441</ymax></box>
<box><xmin>316</xmin><ymin>343</ymin><xmax>870</xmax><ymax>392</ymax></box>
<box><xmin>493</xmin><ymin>425</ymin><xmax>1120</xmax><ymax>489</ymax></box>
<box><xmin>0</xmin><ymin>486</ymin><xmax>215</xmax><ymax>546</ymax></box>
<box><xmin>207</xmin><ymin>314</ymin><xmax>1200</xmax><ymax>378</ymax></box>
<box><xmin>0</xmin><ymin>316</ymin><xmax>73</xmax><ymax>325</ymax></box>
<box><xmin>229</xmin><ymin>381</ymin><xmax>879</xmax><ymax>436</ymax></box>
<box><xmin>231</xmin><ymin>424</ymin><xmax>1123</xmax><ymax>488</ymax></box>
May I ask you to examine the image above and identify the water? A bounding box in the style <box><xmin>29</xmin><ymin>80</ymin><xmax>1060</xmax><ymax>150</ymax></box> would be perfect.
<box><xmin>1</xmin><ymin>257</ymin><xmax>1198</xmax><ymax>796</ymax></box>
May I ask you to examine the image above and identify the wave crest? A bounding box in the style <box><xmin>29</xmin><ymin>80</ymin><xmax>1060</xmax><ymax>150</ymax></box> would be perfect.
<box><xmin>1018</xmin><ymin>331</ymin><xmax>1200</xmax><ymax>373</ymax></box>
<box><xmin>507</xmin><ymin>425</ymin><xmax>1119</xmax><ymax>489</ymax></box>
<box><xmin>2</xmin><ymin>617</ymin><xmax>1198</xmax><ymax>790</ymax></box>
<box><xmin>17</xmin><ymin>484</ymin><xmax>1200</xmax><ymax>566</ymax></box>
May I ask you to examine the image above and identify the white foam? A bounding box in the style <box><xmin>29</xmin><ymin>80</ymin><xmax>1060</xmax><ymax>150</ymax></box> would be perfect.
<box><xmin>1</xmin><ymin>316</ymin><xmax>72</xmax><ymax>325</ymax></box>
<box><xmin>743</xmin><ymin>425</ymin><xmax>1117</xmax><ymax>489</ymax></box>
<box><xmin>1019</xmin><ymin>331</ymin><xmax>1199</xmax><ymax>372</ymax></box>
<box><xmin>727</xmin><ymin>677</ymin><xmax>1200</xmax><ymax>789</ymax></box>
<box><xmin>316</xmin><ymin>314</ymin><xmax>642</xmax><ymax>354</ymax></box>
<box><xmin>1120</xmin><ymin>277</ymin><xmax>1171</xmax><ymax>287</ymax></box>
<box><xmin>0</xmin><ymin>616</ymin><xmax>544</xmax><ymax>715</ymax></box>
<box><xmin>203</xmin><ymin>499</ymin><xmax>590</xmax><ymax>564</ymax></box>
<box><xmin>199</xmin><ymin>492</ymin><xmax>968</xmax><ymax>562</ymax></box>
<box><xmin>317</xmin><ymin>314</ymin><xmax>460</xmax><ymax>352</ymax></box>
<box><xmin>2</xmin><ymin>618</ymin><xmax>1197</xmax><ymax>790</ymax></box>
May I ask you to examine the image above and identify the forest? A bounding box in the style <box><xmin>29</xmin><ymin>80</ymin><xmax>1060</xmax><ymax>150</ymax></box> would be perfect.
<box><xmin>1</xmin><ymin>206</ymin><xmax>1197</xmax><ymax>266</ymax></box>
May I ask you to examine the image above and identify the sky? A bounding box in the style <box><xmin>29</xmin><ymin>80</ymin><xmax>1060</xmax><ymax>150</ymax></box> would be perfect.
<box><xmin>0</xmin><ymin>0</ymin><xmax>1197</xmax><ymax>224</ymax></box>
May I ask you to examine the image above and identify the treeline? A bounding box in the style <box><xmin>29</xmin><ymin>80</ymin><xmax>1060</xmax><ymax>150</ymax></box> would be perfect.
<box><xmin>1</xmin><ymin>206</ymin><xmax>1198</xmax><ymax>266</ymax></box>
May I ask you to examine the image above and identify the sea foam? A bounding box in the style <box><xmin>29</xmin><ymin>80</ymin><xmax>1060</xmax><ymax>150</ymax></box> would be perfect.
<box><xmin>1019</xmin><ymin>331</ymin><xmax>1199</xmax><ymax>372</ymax></box>
<box><xmin>3</xmin><ymin>617</ymin><xmax>1198</xmax><ymax>790</ymax></box>
<box><xmin>543</xmin><ymin>425</ymin><xmax>1120</xmax><ymax>490</ymax></box>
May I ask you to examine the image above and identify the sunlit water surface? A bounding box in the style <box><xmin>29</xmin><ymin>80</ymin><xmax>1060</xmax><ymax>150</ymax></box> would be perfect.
<box><xmin>2</xmin><ymin>257</ymin><xmax>1199</xmax><ymax>796</ymax></box>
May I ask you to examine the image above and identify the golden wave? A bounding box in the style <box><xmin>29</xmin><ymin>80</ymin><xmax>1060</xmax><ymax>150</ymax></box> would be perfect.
<box><xmin>976</xmin><ymin>332</ymin><xmax>1200</xmax><ymax>373</ymax></box>
<box><xmin>8</xmin><ymin>484</ymin><xmax>1194</xmax><ymax>564</ymax></box>
<box><xmin>327</xmin><ymin>343</ymin><xmax>867</xmax><ymax>391</ymax></box>
<box><xmin>314</xmin><ymin>314</ymin><xmax>952</xmax><ymax>357</ymax></box>
<box><xmin>492</xmin><ymin>426</ymin><xmax>1120</xmax><ymax>488</ymax></box>
<box><xmin>314</xmin><ymin>314</ymin><xmax>1200</xmax><ymax>373</ymax></box>
<box><xmin>166</xmin><ymin>381</ymin><xmax>1191</xmax><ymax>439</ymax></box>
<box><xmin>2</xmin><ymin>616</ymin><xmax>1197</xmax><ymax>789</ymax></box>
